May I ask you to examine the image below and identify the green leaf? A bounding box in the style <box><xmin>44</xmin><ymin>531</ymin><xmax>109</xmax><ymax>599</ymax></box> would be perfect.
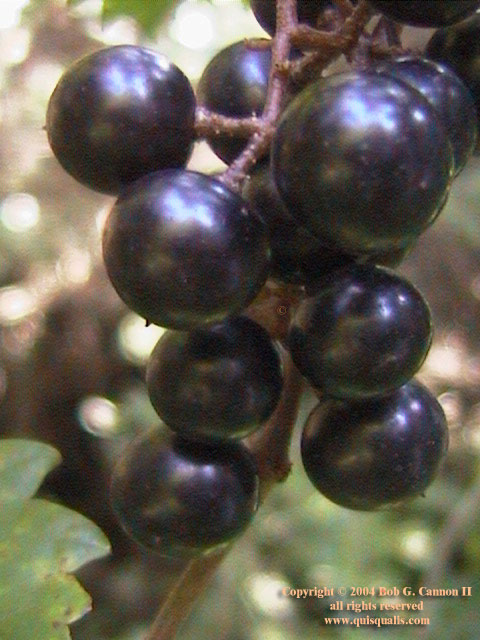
<box><xmin>101</xmin><ymin>0</ymin><xmax>179</xmax><ymax>37</ymax></box>
<box><xmin>0</xmin><ymin>439</ymin><xmax>111</xmax><ymax>640</ymax></box>
<box><xmin>0</xmin><ymin>439</ymin><xmax>60</xmax><ymax>503</ymax></box>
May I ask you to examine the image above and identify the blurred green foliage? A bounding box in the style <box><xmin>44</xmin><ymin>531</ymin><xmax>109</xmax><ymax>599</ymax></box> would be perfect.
<box><xmin>0</xmin><ymin>440</ymin><xmax>110</xmax><ymax>640</ymax></box>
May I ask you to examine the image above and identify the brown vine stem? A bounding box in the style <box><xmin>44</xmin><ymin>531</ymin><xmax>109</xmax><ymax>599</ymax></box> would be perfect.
<box><xmin>144</xmin><ymin>354</ymin><xmax>304</xmax><ymax>640</ymax></box>
<box><xmin>194</xmin><ymin>107</ymin><xmax>263</xmax><ymax>138</ymax></box>
<box><xmin>247</xmin><ymin>350</ymin><xmax>305</xmax><ymax>501</ymax></box>
<box><xmin>144</xmin><ymin>550</ymin><xmax>230</xmax><ymax>640</ymax></box>
<box><xmin>193</xmin><ymin>1</ymin><xmax>374</xmax><ymax>193</ymax></box>
<box><xmin>289</xmin><ymin>0</ymin><xmax>372</xmax><ymax>84</ymax></box>
<box><xmin>290</xmin><ymin>23</ymin><xmax>359</xmax><ymax>50</ymax></box>
<box><xmin>218</xmin><ymin>0</ymin><xmax>297</xmax><ymax>192</ymax></box>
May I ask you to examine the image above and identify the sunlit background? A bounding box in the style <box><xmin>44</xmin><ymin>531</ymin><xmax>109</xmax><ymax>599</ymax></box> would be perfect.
<box><xmin>0</xmin><ymin>2</ymin><xmax>479</xmax><ymax>640</ymax></box>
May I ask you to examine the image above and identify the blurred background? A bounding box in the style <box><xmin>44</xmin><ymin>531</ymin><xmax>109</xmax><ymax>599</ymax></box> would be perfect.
<box><xmin>0</xmin><ymin>1</ymin><xmax>479</xmax><ymax>639</ymax></box>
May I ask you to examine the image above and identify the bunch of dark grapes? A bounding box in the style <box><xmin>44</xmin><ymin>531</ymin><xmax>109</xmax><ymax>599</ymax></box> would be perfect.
<box><xmin>45</xmin><ymin>0</ymin><xmax>480</xmax><ymax>557</ymax></box>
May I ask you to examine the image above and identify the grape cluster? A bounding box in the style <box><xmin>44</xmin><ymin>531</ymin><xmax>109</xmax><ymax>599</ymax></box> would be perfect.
<box><xmin>45</xmin><ymin>0</ymin><xmax>480</xmax><ymax>557</ymax></box>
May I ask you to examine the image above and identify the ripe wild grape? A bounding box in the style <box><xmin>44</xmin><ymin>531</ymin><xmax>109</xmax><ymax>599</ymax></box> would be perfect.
<box><xmin>46</xmin><ymin>45</ymin><xmax>195</xmax><ymax>194</ymax></box>
<box><xmin>368</xmin><ymin>0</ymin><xmax>480</xmax><ymax>27</ymax></box>
<box><xmin>288</xmin><ymin>264</ymin><xmax>432</xmax><ymax>399</ymax></box>
<box><xmin>374</xmin><ymin>57</ymin><xmax>477</xmax><ymax>175</ymax></box>
<box><xmin>146</xmin><ymin>316</ymin><xmax>283</xmax><ymax>440</ymax></box>
<box><xmin>426</xmin><ymin>14</ymin><xmax>480</xmax><ymax>150</ymax></box>
<box><xmin>272</xmin><ymin>70</ymin><xmax>454</xmax><ymax>255</ymax></box>
<box><xmin>102</xmin><ymin>170</ymin><xmax>270</xmax><ymax>330</ymax></box>
<box><xmin>243</xmin><ymin>163</ymin><xmax>353</xmax><ymax>285</ymax></box>
<box><xmin>197</xmin><ymin>40</ymin><xmax>272</xmax><ymax>164</ymax></box>
<box><xmin>301</xmin><ymin>381</ymin><xmax>448</xmax><ymax>510</ymax></box>
<box><xmin>111</xmin><ymin>427</ymin><xmax>259</xmax><ymax>556</ymax></box>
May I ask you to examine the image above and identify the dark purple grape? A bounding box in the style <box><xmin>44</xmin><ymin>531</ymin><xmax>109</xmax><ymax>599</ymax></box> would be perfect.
<box><xmin>197</xmin><ymin>40</ymin><xmax>271</xmax><ymax>164</ymax></box>
<box><xmin>102</xmin><ymin>170</ymin><xmax>270</xmax><ymax>329</ymax></box>
<box><xmin>271</xmin><ymin>71</ymin><xmax>454</xmax><ymax>255</ymax></box>
<box><xmin>288</xmin><ymin>264</ymin><xmax>432</xmax><ymax>399</ymax></box>
<box><xmin>146</xmin><ymin>316</ymin><xmax>283</xmax><ymax>440</ymax></box>
<box><xmin>375</xmin><ymin>57</ymin><xmax>477</xmax><ymax>175</ymax></box>
<box><xmin>46</xmin><ymin>45</ymin><xmax>195</xmax><ymax>194</ymax></box>
<box><xmin>301</xmin><ymin>381</ymin><xmax>448</xmax><ymax>510</ymax></box>
<box><xmin>368</xmin><ymin>1</ymin><xmax>480</xmax><ymax>27</ymax></box>
<box><xmin>250</xmin><ymin>0</ymin><xmax>332</xmax><ymax>36</ymax></box>
<box><xmin>426</xmin><ymin>14</ymin><xmax>480</xmax><ymax>151</ymax></box>
<box><xmin>243</xmin><ymin>164</ymin><xmax>354</xmax><ymax>284</ymax></box>
<box><xmin>111</xmin><ymin>427</ymin><xmax>259</xmax><ymax>555</ymax></box>
<box><xmin>243</xmin><ymin>162</ymin><xmax>414</xmax><ymax>284</ymax></box>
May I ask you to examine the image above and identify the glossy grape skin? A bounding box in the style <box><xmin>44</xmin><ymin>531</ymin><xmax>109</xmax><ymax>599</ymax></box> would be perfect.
<box><xmin>369</xmin><ymin>1</ymin><xmax>480</xmax><ymax>27</ymax></box>
<box><xmin>146</xmin><ymin>316</ymin><xmax>283</xmax><ymax>440</ymax></box>
<box><xmin>272</xmin><ymin>71</ymin><xmax>454</xmax><ymax>255</ymax></box>
<box><xmin>375</xmin><ymin>57</ymin><xmax>477</xmax><ymax>175</ymax></box>
<box><xmin>243</xmin><ymin>165</ymin><xmax>412</xmax><ymax>279</ymax></box>
<box><xmin>110</xmin><ymin>427</ymin><xmax>259</xmax><ymax>556</ymax></box>
<box><xmin>426</xmin><ymin>15</ymin><xmax>480</xmax><ymax>151</ymax></box>
<box><xmin>197</xmin><ymin>41</ymin><xmax>271</xmax><ymax>164</ymax></box>
<box><xmin>102</xmin><ymin>170</ymin><xmax>270</xmax><ymax>330</ymax></box>
<box><xmin>46</xmin><ymin>45</ymin><xmax>195</xmax><ymax>195</ymax></box>
<box><xmin>243</xmin><ymin>164</ymin><xmax>354</xmax><ymax>284</ymax></box>
<box><xmin>288</xmin><ymin>264</ymin><xmax>432</xmax><ymax>399</ymax></box>
<box><xmin>243</xmin><ymin>165</ymin><xmax>414</xmax><ymax>286</ymax></box>
<box><xmin>301</xmin><ymin>381</ymin><xmax>448</xmax><ymax>511</ymax></box>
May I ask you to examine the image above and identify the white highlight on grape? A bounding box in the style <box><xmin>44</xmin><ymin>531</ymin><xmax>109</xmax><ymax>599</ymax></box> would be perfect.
<box><xmin>412</xmin><ymin>108</ymin><xmax>426</xmax><ymax>123</ymax></box>
<box><xmin>0</xmin><ymin>193</ymin><xmax>40</xmax><ymax>232</ymax></box>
